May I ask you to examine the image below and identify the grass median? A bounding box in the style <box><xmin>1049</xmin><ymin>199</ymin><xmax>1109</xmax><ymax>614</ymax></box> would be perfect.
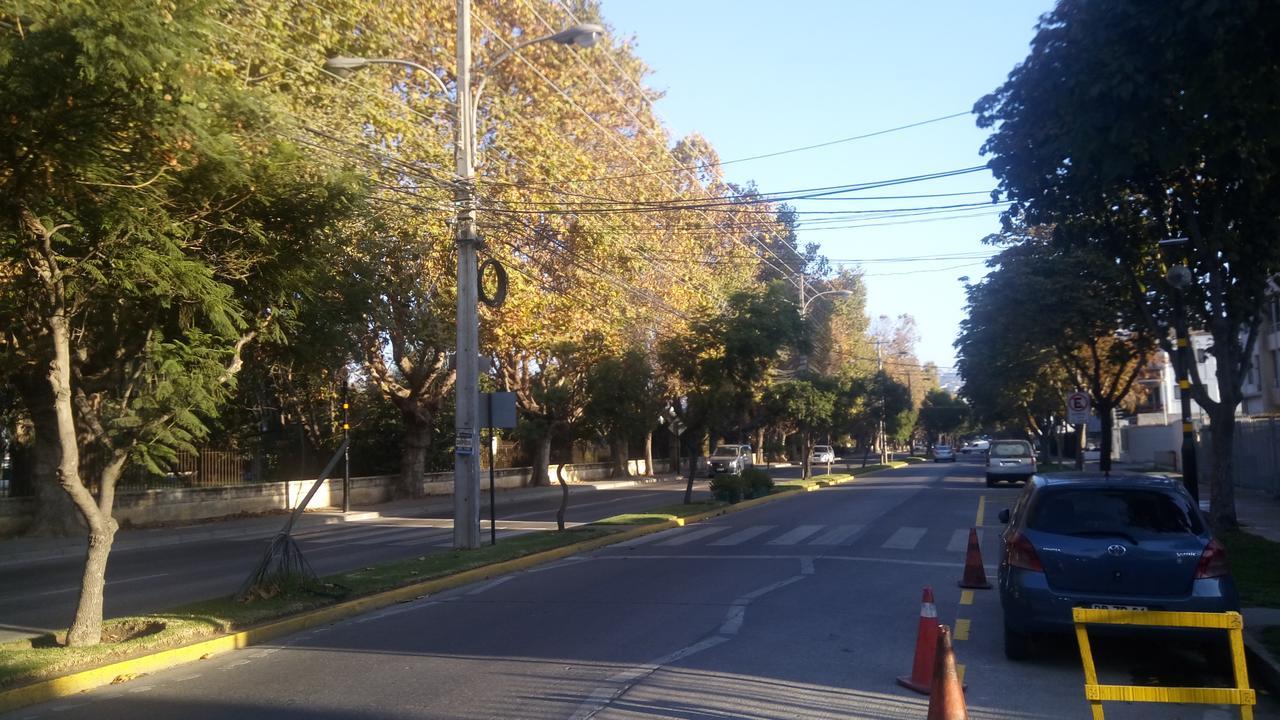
<box><xmin>1221</xmin><ymin>530</ymin><xmax>1280</xmax><ymax>608</ymax></box>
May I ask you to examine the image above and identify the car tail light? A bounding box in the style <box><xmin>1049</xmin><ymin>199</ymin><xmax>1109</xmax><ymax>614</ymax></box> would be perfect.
<box><xmin>1195</xmin><ymin>538</ymin><xmax>1230</xmax><ymax>579</ymax></box>
<box><xmin>1006</xmin><ymin>533</ymin><xmax>1043</xmax><ymax>572</ymax></box>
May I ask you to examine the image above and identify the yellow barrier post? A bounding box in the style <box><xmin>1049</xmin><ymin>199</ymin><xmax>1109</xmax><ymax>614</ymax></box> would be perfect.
<box><xmin>1071</xmin><ymin>608</ymin><xmax>1255</xmax><ymax>720</ymax></box>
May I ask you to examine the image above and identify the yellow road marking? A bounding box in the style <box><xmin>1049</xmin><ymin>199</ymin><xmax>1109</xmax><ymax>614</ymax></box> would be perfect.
<box><xmin>955</xmin><ymin>618</ymin><xmax>971</xmax><ymax>640</ymax></box>
<box><xmin>957</xmin><ymin>663</ymin><xmax>966</xmax><ymax>684</ymax></box>
<box><xmin>959</xmin><ymin>590</ymin><xmax>974</xmax><ymax>606</ymax></box>
<box><xmin>975</xmin><ymin>495</ymin><xmax>986</xmax><ymax>527</ymax></box>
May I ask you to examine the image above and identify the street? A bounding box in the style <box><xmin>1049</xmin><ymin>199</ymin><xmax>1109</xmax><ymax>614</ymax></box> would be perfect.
<box><xmin>5</xmin><ymin>459</ymin><xmax>1273</xmax><ymax>719</ymax></box>
<box><xmin>0</xmin><ymin>479</ymin><xmax>709</xmax><ymax>643</ymax></box>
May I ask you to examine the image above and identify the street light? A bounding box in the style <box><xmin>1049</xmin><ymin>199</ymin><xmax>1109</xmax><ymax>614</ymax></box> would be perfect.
<box><xmin>799</xmin><ymin>288</ymin><xmax>853</xmax><ymax>315</ymax></box>
<box><xmin>1160</xmin><ymin>237</ymin><xmax>1200</xmax><ymax>503</ymax></box>
<box><xmin>327</xmin><ymin>6</ymin><xmax>604</xmax><ymax>550</ymax></box>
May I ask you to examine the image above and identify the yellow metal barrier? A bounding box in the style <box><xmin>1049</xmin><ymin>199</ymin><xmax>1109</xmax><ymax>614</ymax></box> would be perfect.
<box><xmin>1071</xmin><ymin>608</ymin><xmax>1255</xmax><ymax>720</ymax></box>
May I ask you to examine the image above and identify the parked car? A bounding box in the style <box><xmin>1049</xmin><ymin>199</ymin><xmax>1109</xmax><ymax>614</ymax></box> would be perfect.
<box><xmin>707</xmin><ymin>444</ymin><xmax>753</xmax><ymax>476</ymax></box>
<box><xmin>985</xmin><ymin>439</ymin><xmax>1037</xmax><ymax>487</ymax></box>
<box><xmin>997</xmin><ymin>473</ymin><xmax>1238</xmax><ymax>660</ymax></box>
<box><xmin>932</xmin><ymin>445</ymin><xmax>956</xmax><ymax>462</ymax></box>
<box><xmin>911</xmin><ymin>443</ymin><xmax>928</xmax><ymax>455</ymax></box>
<box><xmin>960</xmin><ymin>440</ymin><xmax>990</xmax><ymax>455</ymax></box>
<box><xmin>809</xmin><ymin>445</ymin><xmax>835</xmax><ymax>465</ymax></box>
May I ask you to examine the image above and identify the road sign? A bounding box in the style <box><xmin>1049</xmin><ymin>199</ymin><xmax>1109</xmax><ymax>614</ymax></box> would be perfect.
<box><xmin>455</xmin><ymin>430</ymin><xmax>474</xmax><ymax>456</ymax></box>
<box><xmin>1066</xmin><ymin>392</ymin><xmax>1091</xmax><ymax>425</ymax></box>
<box><xmin>479</xmin><ymin>392</ymin><xmax>517</xmax><ymax>429</ymax></box>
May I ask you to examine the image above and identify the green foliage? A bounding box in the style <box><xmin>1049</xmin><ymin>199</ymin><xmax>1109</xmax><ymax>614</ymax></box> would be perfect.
<box><xmin>709</xmin><ymin>473</ymin><xmax>746</xmax><ymax>504</ymax></box>
<box><xmin>917</xmin><ymin>389</ymin><xmax>970</xmax><ymax>442</ymax></box>
<box><xmin>741</xmin><ymin>466</ymin><xmax>774</xmax><ymax>497</ymax></box>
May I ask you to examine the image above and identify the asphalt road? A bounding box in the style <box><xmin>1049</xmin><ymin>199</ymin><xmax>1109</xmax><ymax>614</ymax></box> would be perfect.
<box><xmin>0</xmin><ymin>478</ymin><xmax>709</xmax><ymax>643</ymax></box>
<box><xmin>6</xmin><ymin>460</ymin><xmax>1275</xmax><ymax>719</ymax></box>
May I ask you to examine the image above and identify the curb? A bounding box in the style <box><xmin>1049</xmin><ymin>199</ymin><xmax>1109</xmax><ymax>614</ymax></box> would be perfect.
<box><xmin>0</xmin><ymin>464</ymin><xmax>902</xmax><ymax>713</ymax></box>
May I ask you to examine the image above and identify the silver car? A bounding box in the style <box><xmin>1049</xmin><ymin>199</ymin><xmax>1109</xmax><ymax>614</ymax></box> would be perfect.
<box><xmin>707</xmin><ymin>445</ymin><xmax>752</xmax><ymax>476</ymax></box>
<box><xmin>986</xmin><ymin>439</ymin><xmax>1036</xmax><ymax>486</ymax></box>
<box><xmin>932</xmin><ymin>445</ymin><xmax>956</xmax><ymax>462</ymax></box>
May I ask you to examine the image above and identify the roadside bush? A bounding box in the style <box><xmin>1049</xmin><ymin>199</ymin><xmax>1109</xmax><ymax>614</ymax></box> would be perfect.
<box><xmin>710</xmin><ymin>473</ymin><xmax>746</xmax><ymax>503</ymax></box>
<box><xmin>742</xmin><ymin>467</ymin><xmax>773</xmax><ymax>498</ymax></box>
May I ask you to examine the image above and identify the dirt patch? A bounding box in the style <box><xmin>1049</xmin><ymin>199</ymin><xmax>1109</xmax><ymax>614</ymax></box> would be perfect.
<box><xmin>100</xmin><ymin>620</ymin><xmax>166</xmax><ymax>644</ymax></box>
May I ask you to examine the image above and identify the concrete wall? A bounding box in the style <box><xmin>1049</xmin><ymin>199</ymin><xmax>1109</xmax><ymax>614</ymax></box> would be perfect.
<box><xmin>0</xmin><ymin>458</ymin><xmax>672</xmax><ymax>535</ymax></box>
<box><xmin>1199</xmin><ymin>417</ymin><xmax>1280</xmax><ymax>494</ymax></box>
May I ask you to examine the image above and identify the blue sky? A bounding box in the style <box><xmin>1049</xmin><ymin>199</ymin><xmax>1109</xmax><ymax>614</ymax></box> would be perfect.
<box><xmin>601</xmin><ymin>0</ymin><xmax>1055</xmax><ymax>371</ymax></box>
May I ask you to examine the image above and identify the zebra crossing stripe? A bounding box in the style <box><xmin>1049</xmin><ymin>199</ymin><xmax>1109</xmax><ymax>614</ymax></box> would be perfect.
<box><xmin>710</xmin><ymin>525</ymin><xmax>777</xmax><ymax>546</ymax></box>
<box><xmin>658</xmin><ymin>526</ymin><xmax>729</xmax><ymax>546</ymax></box>
<box><xmin>882</xmin><ymin>527</ymin><xmax>927</xmax><ymax>550</ymax></box>
<box><xmin>809</xmin><ymin>524</ymin><xmax>864</xmax><ymax>546</ymax></box>
<box><xmin>947</xmin><ymin>528</ymin><xmax>981</xmax><ymax>552</ymax></box>
<box><xmin>767</xmin><ymin>525</ymin><xmax>825</xmax><ymax>546</ymax></box>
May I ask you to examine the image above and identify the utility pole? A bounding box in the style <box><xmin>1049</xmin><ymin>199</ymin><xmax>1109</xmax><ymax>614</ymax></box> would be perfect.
<box><xmin>876</xmin><ymin>342</ymin><xmax>887</xmax><ymax>465</ymax></box>
<box><xmin>452</xmin><ymin>0</ymin><xmax>482</xmax><ymax>549</ymax></box>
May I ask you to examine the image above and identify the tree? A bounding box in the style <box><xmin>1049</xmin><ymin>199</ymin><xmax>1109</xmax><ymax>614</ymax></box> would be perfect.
<box><xmin>918</xmin><ymin>389</ymin><xmax>970</xmax><ymax>446</ymax></box>
<box><xmin>975</xmin><ymin>0</ymin><xmax>1280</xmax><ymax>527</ymax></box>
<box><xmin>761</xmin><ymin>377</ymin><xmax>836</xmax><ymax>479</ymax></box>
<box><xmin>0</xmin><ymin>0</ymin><xmax>359</xmax><ymax>645</ymax></box>
<box><xmin>584</xmin><ymin>348</ymin><xmax>664</xmax><ymax>478</ymax></box>
<box><xmin>957</xmin><ymin>238</ymin><xmax>1153</xmax><ymax>471</ymax></box>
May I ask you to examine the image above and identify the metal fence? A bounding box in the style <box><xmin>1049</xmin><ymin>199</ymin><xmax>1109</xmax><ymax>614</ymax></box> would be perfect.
<box><xmin>1199</xmin><ymin>416</ymin><xmax>1280</xmax><ymax>495</ymax></box>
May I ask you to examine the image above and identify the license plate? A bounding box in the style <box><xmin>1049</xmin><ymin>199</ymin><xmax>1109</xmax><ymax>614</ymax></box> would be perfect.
<box><xmin>1090</xmin><ymin>604</ymin><xmax>1147</xmax><ymax>611</ymax></box>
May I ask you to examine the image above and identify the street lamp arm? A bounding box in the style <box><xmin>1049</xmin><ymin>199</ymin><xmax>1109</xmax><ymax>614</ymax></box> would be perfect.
<box><xmin>800</xmin><ymin>288</ymin><xmax>853</xmax><ymax>314</ymax></box>
<box><xmin>472</xmin><ymin>23</ymin><xmax>604</xmax><ymax>113</ymax></box>
<box><xmin>324</xmin><ymin>57</ymin><xmax>452</xmax><ymax>99</ymax></box>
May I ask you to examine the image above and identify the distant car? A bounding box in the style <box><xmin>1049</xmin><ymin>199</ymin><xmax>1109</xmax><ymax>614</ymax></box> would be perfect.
<box><xmin>707</xmin><ymin>445</ymin><xmax>753</xmax><ymax>476</ymax></box>
<box><xmin>997</xmin><ymin>474</ymin><xmax>1238</xmax><ymax>661</ymax></box>
<box><xmin>809</xmin><ymin>445</ymin><xmax>835</xmax><ymax>465</ymax></box>
<box><xmin>986</xmin><ymin>439</ymin><xmax>1037</xmax><ymax>487</ymax></box>
<box><xmin>911</xmin><ymin>443</ymin><xmax>928</xmax><ymax>455</ymax></box>
<box><xmin>960</xmin><ymin>440</ymin><xmax>990</xmax><ymax>455</ymax></box>
<box><xmin>932</xmin><ymin>445</ymin><xmax>956</xmax><ymax>462</ymax></box>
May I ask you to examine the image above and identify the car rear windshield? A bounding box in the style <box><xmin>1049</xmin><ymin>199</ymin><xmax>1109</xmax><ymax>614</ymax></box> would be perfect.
<box><xmin>990</xmin><ymin>441</ymin><xmax>1031</xmax><ymax>457</ymax></box>
<box><xmin>711</xmin><ymin>447</ymin><xmax>739</xmax><ymax>457</ymax></box>
<box><xmin>813</xmin><ymin>446</ymin><xmax>831</xmax><ymax>453</ymax></box>
<box><xmin>1028</xmin><ymin>488</ymin><xmax>1204</xmax><ymax>537</ymax></box>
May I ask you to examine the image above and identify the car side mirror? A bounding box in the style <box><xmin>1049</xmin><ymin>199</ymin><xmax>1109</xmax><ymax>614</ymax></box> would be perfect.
<box><xmin>998</xmin><ymin>508</ymin><xmax>1010</xmax><ymax>524</ymax></box>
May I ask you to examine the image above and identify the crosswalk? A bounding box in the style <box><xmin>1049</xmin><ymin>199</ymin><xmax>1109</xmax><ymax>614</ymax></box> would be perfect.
<box><xmin>279</xmin><ymin>518</ymin><xmax>987</xmax><ymax>554</ymax></box>
<box><xmin>613</xmin><ymin>523</ymin><xmax>986</xmax><ymax>552</ymax></box>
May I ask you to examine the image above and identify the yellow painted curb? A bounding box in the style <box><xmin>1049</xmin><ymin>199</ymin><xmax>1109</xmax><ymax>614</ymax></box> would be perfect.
<box><xmin>1</xmin><ymin>462</ymin><xmax>916</xmax><ymax>712</ymax></box>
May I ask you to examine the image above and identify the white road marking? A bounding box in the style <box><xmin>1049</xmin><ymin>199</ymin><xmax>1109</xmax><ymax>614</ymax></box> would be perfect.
<box><xmin>354</xmin><ymin>598</ymin><xmax>440</xmax><ymax>625</ymax></box>
<box><xmin>882</xmin><ymin>526</ymin><xmax>927</xmax><ymax>550</ymax></box>
<box><xmin>767</xmin><ymin>525</ymin><xmax>825</xmax><ymax>546</ymax></box>
<box><xmin>19</xmin><ymin>572</ymin><xmax>171</xmax><ymax>599</ymax></box>
<box><xmin>50</xmin><ymin>702</ymin><xmax>91</xmax><ymax>711</ymax></box>
<box><xmin>657</xmin><ymin>526</ymin><xmax>728</xmax><ymax>546</ymax></box>
<box><xmin>593</xmin><ymin>554</ymin><xmax>995</xmax><ymax>571</ymax></box>
<box><xmin>127</xmin><ymin>685</ymin><xmax>154</xmax><ymax>693</ymax></box>
<box><xmin>709</xmin><ymin>525</ymin><xmax>776</xmax><ymax>546</ymax></box>
<box><xmin>947</xmin><ymin>528</ymin><xmax>983</xmax><ymax>552</ymax></box>
<box><xmin>612</xmin><ymin>529</ymin><xmax>680</xmax><ymax>548</ymax></box>
<box><xmin>569</xmin><ymin>569</ymin><xmax>811</xmax><ymax>719</ymax></box>
<box><xmin>466</xmin><ymin>576</ymin><xmax>514</xmax><ymax>595</ymax></box>
<box><xmin>800</xmin><ymin>557</ymin><xmax>815</xmax><ymax>575</ymax></box>
<box><xmin>221</xmin><ymin>659</ymin><xmax>250</xmax><ymax>669</ymax></box>
<box><xmin>808</xmin><ymin>524</ymin><xmax>864</xmax><ymax>546</ymax></box>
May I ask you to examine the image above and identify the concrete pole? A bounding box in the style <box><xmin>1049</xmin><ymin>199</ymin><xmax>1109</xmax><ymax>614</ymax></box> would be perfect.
<box><xmin>453</xmin><ymin>0</ymin><xmax>481</xmax><ymax>549</ymax></box>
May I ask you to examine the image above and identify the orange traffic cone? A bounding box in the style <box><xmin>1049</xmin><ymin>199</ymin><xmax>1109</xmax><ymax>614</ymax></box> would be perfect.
<box><xmin>896</xmin><ymin>587</ymin><xmax>939</xmax><ymax>694</ymax></box>
<box><xmin>958</xmin><ymin>528</ymin><xmax>992</xmax><ymax>589</ymax></box>
<box><xmin>926</xmin><ymin>625</ymin><xmax>968</xmax><ymax>720</ymax></box>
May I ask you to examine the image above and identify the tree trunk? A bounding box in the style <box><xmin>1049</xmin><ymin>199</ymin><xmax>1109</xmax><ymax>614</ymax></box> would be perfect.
<box><xmin>683</xmin><ymin>433</ymin><xmax>698</xmax><ymax>505</ymax></box>
<box><xmin>610</xmin><ymin>435</ymin><xmax>630</xmax><ymax>478</ymax></box>
<box><xmin>801</xmin><ymin>433</ymin><xmax>813</xmax><ymax>480</ymax></box>
<box><xmin>643</xmin><ymin>431</ymin><xmax>654</xmax><ymax>477</ymax></box>
<box><xmin>397</xmin><ymin>410</ymin><xmax>431</xmax><ymax>497</ymax></box>
<box><xmin>1207</xmin><ymin>405</ymin><xmax>1239</xmax><ymax>530</ymax></box>
<box><xmin>555</xmin><ymin>463</ymin><xmax>569</xmax><ymax>531</ymax></box>
<box><xmin>533</xmin><ymin>432</ymin><xmax>553</xmax><ymax>487</ymax></box>
<box><xmin>754</xmin><ymin>426</ymin><xmax>765</xmax><ymax>465</ymax></box>
<box><xmin>669</xmin><ymin>428</ymin><xmax>681</xmax><ymax>476</ymax></box>
<box><xmin>67</xmin><ymin>524</ymin><xmax>116</xmax><ymax>646</ymax></box>
<box><xmin>1098</xmin><ymin>404</ymin><xmax>1114</xmax><ymax>474</ymax></box>
<box><xmin>16</xmin><ymin>377</ymin><xmax>80</xmax><ymax>536</ymax></box>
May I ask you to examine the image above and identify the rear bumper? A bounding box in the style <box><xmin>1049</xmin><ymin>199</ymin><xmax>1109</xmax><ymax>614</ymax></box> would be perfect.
<box><xmin>1000</xmin><ymin>567</ymin><xmax>1240</xmax><ymax>634</ymax></box>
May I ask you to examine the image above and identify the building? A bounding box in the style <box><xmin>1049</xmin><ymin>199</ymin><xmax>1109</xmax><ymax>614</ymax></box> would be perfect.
<box><xmin>1242</xmin><ymin>284</ymin><xmax>1280</xmax><ymax>416</ymax></box>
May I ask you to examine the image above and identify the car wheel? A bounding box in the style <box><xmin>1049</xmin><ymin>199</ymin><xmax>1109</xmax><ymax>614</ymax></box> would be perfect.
<box><xmin>1003</xmin><ymin>622</ymin><xmax>1032</xmax><ymax>661</ymax></box>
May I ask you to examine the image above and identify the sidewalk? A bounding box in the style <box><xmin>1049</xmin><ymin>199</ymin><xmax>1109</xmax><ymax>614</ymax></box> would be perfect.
<box><xmin>0</xmin><ymin>474</ymin><xmax>680</xmax><ymax>568</ymax></box>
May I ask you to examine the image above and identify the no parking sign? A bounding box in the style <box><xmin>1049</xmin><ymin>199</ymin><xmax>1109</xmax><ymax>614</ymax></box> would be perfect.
<box><xmin>1066</xmin><ymin>392</ymin><xmax>1091</xmax><ymax>425</ymax></box>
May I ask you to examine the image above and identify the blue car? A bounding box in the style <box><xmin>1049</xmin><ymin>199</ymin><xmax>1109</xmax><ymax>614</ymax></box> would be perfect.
<box><xmin>997</xmin><ymin>473</ymin><xmax>1238</xmax><ymax>660</ymax></box>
